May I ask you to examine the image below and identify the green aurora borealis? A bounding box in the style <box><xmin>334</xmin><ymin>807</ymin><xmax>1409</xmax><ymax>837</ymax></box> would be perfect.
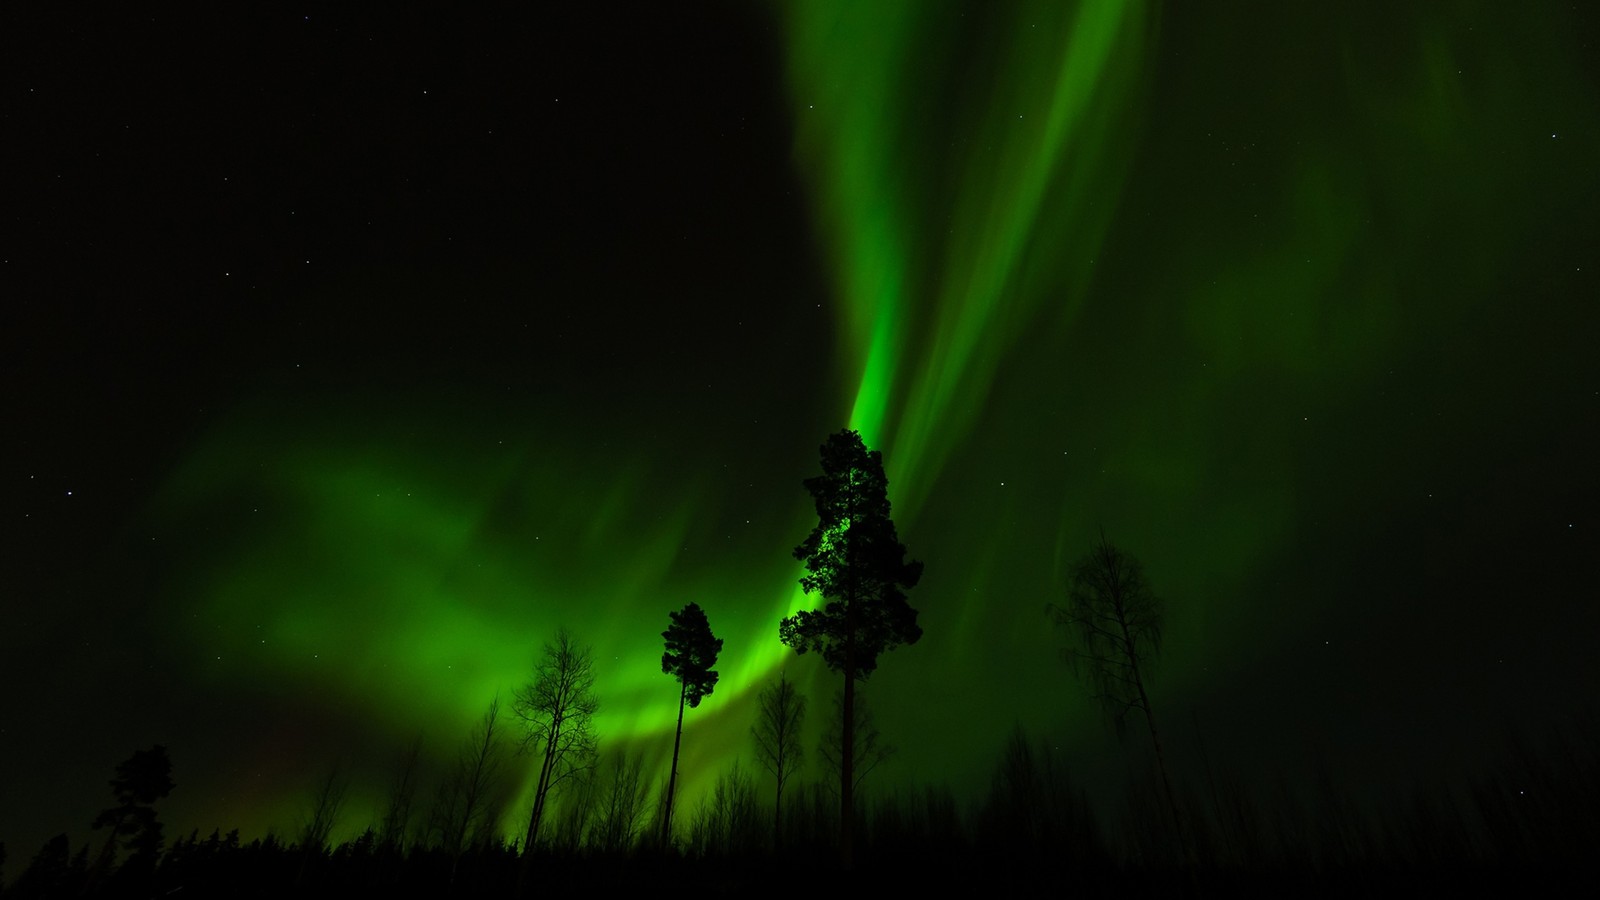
<box><xmin>7</xmin><ymin>1</ymin><xmax>1597</xmax><ymax>850</ymax></box>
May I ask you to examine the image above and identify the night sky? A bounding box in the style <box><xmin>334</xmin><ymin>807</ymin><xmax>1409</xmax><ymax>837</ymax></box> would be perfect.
<box><xmin>6</xmin><ymin>2</ymin><xmax>1598</xmax><ymax>855</ymax></box>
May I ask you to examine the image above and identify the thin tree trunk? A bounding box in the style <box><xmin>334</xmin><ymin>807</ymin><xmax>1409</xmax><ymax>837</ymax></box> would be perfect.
<box><xmin>517</xmin><ymin>732</ymin><xmax>557</xmax><ymax>895</ymax></box>
<box><xmin>1135</xmin><ymin>670</ymin><xmax>1180</xmax><ymax>838</ymax></box>
<box><xmin>1111</xmin><ymin>549</ymin><xmax>1184</xmax><ymax>861</ymax></box>
<box><xmin>663</xmin><ymin>680</ymin><xmax>687</xmax><ymax>846</ymax></box>
<box><xmin>840</xmin><ymin>471</ymin><xmax>857</xmax><ymax>869</ymax></box>
<box><xmin>841</xmin><ymin>667</ymin><xmax>855</xmax><ymax>869</ymax></box>
<box><xmin>524</xmin><ymin>745</ymin><xmax>554</xmax><ymax>854</ymax></box>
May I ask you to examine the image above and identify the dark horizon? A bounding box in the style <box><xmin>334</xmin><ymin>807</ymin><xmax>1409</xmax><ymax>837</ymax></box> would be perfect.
<box><xmin>5</xmin><ymin>0</ymin><xmax>1597</xmax><ymax>874</ymax></box>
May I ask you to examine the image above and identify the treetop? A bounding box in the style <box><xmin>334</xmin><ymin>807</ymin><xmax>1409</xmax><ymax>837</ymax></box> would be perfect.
<box><xmin>782</xmin><ymin>429</ymin><xmax>922</xmax><ymax>680</ymax></box>
<box><xmin>662</xmin><ymin>601</ymin><xmax>723</xmax><ymax>708</ymax></box>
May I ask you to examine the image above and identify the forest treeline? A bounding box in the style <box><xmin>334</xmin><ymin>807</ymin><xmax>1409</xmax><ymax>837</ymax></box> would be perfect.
<box><xmin>6</xmin><ymin>431</ymin><xmax>1593</xmax><ymax>895</ymax></box>
<box><xmin>3</xmin><ymin>718</ymin><xmax>1595</xmax><ymax>898</ymax></box>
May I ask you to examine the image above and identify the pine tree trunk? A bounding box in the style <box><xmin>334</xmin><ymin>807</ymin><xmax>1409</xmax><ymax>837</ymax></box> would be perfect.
<box><xmin>841</xmin><ymin>666</ymin><xmax>855</xmax><ymax>869</ymax></box>
<box><xmin>663</xmin><ymin>680</ymin><xmax>687</xmax><ymax>846</ymax></box>
<box><xmin>841</xmin><ymin>469</ymin><xmax>857</xmax><ymax>869</ymax></box>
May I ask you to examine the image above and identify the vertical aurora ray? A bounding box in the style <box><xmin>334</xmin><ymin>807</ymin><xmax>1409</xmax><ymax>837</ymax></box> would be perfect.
<box><xmin>781</xmin><ymin>0</ymin><xmax>1151</xmax><ymax>508</ymax></box>
<box><xmin>781</xmin><ymin>3</ymin><xmax>918</xmax><ymax>451</ymax></box>
<box><xmin>777</xmin><ymin>0</ymin><xmax>1599</xmax><ymax>776</ymax></box>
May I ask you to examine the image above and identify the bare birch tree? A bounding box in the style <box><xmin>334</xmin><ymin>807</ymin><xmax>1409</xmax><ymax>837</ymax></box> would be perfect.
<box><xmin>752</xmin><ymin>672</ymin><xmax>806</xmax><ymax>848</ymax></box>
<box><xmin>513</xmin><ymin>629</ymin><xmax>599</xmax><ymax>857</ymax></box>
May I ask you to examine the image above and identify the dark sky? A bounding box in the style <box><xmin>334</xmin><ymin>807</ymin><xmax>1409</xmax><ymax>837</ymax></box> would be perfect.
<box><xmin>5</xmin><ymin>2</ymin><xmax>1598</xmax><ymax>855</ymax></box>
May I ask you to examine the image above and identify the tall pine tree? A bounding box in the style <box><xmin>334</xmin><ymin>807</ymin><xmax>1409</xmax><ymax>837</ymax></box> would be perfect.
<box><xmin>782</xmin><ymin>429</ymin><xmax>922</xmax><ymax>866</ymax></box>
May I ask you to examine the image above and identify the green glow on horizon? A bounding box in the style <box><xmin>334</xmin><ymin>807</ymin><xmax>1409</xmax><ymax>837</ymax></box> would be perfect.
<box><xmin>154</xmin><ymin>396</ymin><xmax>817</xmax><ymax>836</ymax></box>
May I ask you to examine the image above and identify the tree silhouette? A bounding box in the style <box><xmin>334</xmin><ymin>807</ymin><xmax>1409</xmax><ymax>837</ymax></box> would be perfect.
<box><xmin>514</xmin><ymin>628</ymin><xmax>600</xmax><ymax>863</ymax></box>
<box><xmin>660</xmin><ymin>602</ymin><xmax>723</xmax><ymax>846</ymax></box>
<box><xmin>91</xmin><ymin>745</ymin><xmax>174</xmax><ymax>874</ymax></box>
<box><xmin>782</xmin><ymin>428</ymin><xmax>922</xmax><ymax>865</ymax></box>
<box><xmin>294</xmin><ymin>762</ymin><xmax>348</xmax><ymax>887</ymax></box>
<box><xmin>1048</xmin><ymin>535</ymin><xmax>1180</xmax><ymax>843</ymax></box>
<box><xmin>818</xmin><ymin>687</ymin><xmax>894</xmax><ymax>796</ymax></box>
<box><xmin>378</xmin><ymin>733</ymin><xmax>424</xmax><ymax>854</ymax></box>
<box><xmin>592</xmin><ymin>751</ymin><xmax>650</xmax><ymax>854</ymax></box>
<box><xmin>751</xmin><ymin>672</ymin><xmax>806</xmax><ymax>850</ymax></box>
<box><xmin>431</xmin><ymin>696</ymin><xmax>509</xmax><ymax>861</ymax></box>
<box><xmin>14</xmin><ymin>834</ymin><xmax>77</xmax><ymax>898</ymax></box>
<box><xmin>297</xmin><ymin>763</ymin><xmax>348</xmax><ymax>853</ymax></box>
<box><xmin>687</xmin><ymin>761</ymin><xmax>760</xmax><ymax>857</ymax></box>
